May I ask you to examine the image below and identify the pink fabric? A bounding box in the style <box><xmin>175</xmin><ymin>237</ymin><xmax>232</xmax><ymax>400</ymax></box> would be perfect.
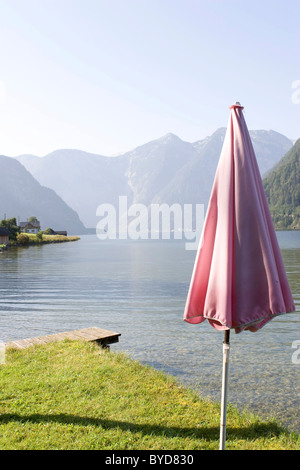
<box><xmin>184</xmin><ymin>104</ymin><xmax>295</xmax><ymax>333</ymax></box>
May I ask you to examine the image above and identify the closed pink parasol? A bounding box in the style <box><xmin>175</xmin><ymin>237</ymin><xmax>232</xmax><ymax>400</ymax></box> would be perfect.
<box><xmin>184</xmin><ymin>103</ymin><xmax>295</xmax><ymax>449</ymax></box>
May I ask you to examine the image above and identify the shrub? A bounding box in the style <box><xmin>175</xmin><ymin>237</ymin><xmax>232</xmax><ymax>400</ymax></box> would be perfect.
<box><xmin>16</xmin><ymin>233</ymin><xmax>30</xmax><ymax>245</ymax></box>
<box><xmin>42</xmin><ymin>227</ymin><xmax>55</xmax><ymax>234</ymax></box>
<box><xmin>36</xmin><ymin>231</ymin><xmax>43</xmax><ymax>242</ymax></box>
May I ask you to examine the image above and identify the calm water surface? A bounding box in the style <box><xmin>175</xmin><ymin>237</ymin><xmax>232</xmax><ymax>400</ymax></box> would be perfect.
<box><xmin>0</xmin><ymin>232</ymin><xmax>299</xmax><ymax>432</ymax></box>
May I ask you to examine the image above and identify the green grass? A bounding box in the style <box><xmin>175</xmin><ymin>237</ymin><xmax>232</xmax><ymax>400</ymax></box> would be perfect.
<box><xmin>27</xmin><ymin>233</ymin><xmax>80</xmax><ymax>243</ymax></box>
<box><xmin>0</xmin><ymin>341</ymin><xmax>299</xmax><ymax>450</ymax></box>
<box><xmin>13</xmin><ymin>233</ymin><xmax>80</xmax><ymax>246</ymax></box>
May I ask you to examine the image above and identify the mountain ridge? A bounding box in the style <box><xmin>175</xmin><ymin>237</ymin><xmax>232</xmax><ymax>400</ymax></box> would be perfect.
<box><xmin>16</xmin><ymin>128</ymin><xmax>294</xmax><ymax>228</ymax></box>
<box><xmin>0</xmin><ymin>155</ymin><xmax>87</xmax><ymax>234</ymax></box>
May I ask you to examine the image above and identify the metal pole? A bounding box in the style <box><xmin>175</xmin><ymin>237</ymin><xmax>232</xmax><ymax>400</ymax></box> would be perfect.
<box><xmin>219</xmin><ymin>329</ymin><xmax>230</xmax><ymax>450</ymax></box>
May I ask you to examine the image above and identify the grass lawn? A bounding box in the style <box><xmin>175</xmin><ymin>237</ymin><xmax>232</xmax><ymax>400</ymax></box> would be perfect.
<box><xmin>0</xmin><ymin>341</ymin><xmax>299</xmax><ymax>450</ymax></box>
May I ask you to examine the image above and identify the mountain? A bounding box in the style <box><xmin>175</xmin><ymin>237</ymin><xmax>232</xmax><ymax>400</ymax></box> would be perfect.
<box><xmin>18</xmin><ymin>150</ymin><xmax>131</xmax><ymax>230</ymax></box>
<box><xmin>263</xmin><ymin>139</ymin><xmax>300</xmax><ymax>229</ymax></box>
<box><xmin>0</xmin><ymin>155</ymin><xmax>87</xmax><ymax>234</ymax></box>
<box><xmin>17</xmin><ymin>129</ymin><xmax>293</xmax><ymax>228</ymax></box>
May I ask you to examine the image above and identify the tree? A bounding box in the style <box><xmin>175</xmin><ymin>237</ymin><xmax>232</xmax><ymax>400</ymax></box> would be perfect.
<box><xmin>0</xmin><ymin>217</ymin><xmax>20</xmax><ymax>241</ymax></box>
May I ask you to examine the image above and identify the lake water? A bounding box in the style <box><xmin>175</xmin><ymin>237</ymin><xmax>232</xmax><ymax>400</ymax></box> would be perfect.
<box><xmin>0</xmin><ymin>232</ymin><xmax>299</xmax><ymax>433</ymax></box>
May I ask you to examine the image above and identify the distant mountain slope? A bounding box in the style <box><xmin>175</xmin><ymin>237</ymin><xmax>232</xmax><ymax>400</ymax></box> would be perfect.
<box><xmin>17</xmin><ymin>129</ymin><xmax>293</xmax><ymax>228</ymax></box>
<box><xmin>18</xmin><ymin>149</ymin><xmax>131</xmax><ymax>230</ymax></box>
<box><xmin>263</xmin><ymin>139</ymin><xmax>300</xmax><ymax>229</ymax></box>
<box><xmin>0</xmin><ymin>155</ymin><xmax>87</xmax><ymax>234</ymax></box>
<box><xmin>123</xmin><ymin>133</ymin><xmax>200</xmax><ymax>205</ymax></box>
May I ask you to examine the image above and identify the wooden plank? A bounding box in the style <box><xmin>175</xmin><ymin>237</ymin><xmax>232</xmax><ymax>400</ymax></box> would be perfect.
<box><xmin>69</xmin><ymin>329</ymin><xmax>98</xmax><ymax>340</ymax></box>
<box><xmin>8</xmin><ymin>339</ymin><xmax>31</xmax><ymax>349</ymax></box>
<box><xmin>26</xmin><ymin>337</ymin><xmax>49</xmax><ymax>347</ymax></box>
<box><xmin>5</xmin><ymin>327</ymin><xmax>121</xmax><ymax>350</ymax></box>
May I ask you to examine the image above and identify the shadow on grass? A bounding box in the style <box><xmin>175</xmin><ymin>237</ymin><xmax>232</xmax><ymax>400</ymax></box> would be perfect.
<box><xmin>0</xmin><ymin>412</ymin><xmax>287</xmax><ymax>441</ymax></box>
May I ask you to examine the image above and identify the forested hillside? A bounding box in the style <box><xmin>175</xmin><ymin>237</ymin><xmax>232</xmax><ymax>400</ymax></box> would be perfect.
<box><xmin>263</xmin><ymin>139</ymin><xmax>300</xmax><ymax>229</ymax></box>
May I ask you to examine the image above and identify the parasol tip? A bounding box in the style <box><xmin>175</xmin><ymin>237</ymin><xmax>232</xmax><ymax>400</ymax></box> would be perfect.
<box><xmin>230</xmin><ymin>101</ymin><xmax>244</xmax><ymax>110</ymax></box>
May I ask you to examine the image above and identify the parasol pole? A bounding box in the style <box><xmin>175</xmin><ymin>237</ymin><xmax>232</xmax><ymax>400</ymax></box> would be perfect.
<box><xmin>219</xmin><ymin>329</ymin><xmax>230</xmax><ymax>450</ymax></box>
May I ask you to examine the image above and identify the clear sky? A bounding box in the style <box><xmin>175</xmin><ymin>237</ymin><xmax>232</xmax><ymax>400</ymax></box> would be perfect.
<box><xmin>0</xmin><ymin>0</ymin><xmax>299</xmax><ymax>157</ymax></box>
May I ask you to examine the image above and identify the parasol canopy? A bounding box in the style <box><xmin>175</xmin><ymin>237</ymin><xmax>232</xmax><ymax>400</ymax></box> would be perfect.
<box><xmin>184</xmin><ymin>103</ymin><xmax>295</xmax><ymax>333</ymax></box>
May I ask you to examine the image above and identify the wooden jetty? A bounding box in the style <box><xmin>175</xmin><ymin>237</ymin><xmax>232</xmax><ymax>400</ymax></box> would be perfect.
<box><xmin>5</xmin><ymin>327</ymin><xmax>121</xmax><ymax>350</ymax></box>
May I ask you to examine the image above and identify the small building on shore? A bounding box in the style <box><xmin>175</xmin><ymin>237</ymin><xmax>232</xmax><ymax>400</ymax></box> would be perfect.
<box><xmin>54</xmin><ymin>231</ymin><xmax>67</xmax><ymax>236</ymax></box>
<box><xmin>0</xmin><ymin>227</ymin><xmax>10</xmax><ymax>245</ymax></box>
<box><xmin>20</xmin><ymin>220</ymin><xmax>41</xmax><ymax>234</ymax></box>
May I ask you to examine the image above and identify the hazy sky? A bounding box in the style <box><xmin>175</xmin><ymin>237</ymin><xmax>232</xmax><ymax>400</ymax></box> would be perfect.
<box><xmin>0</xmin><ymin>0</ymin><xmax>299</xmax><ymax>156</ymax></box>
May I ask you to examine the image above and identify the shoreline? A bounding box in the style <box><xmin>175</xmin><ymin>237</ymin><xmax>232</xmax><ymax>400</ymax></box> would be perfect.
<box><xmin>0</xmin><ymin>234</ymin><xmax>80</xmax><ymax>251</ymax></box>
